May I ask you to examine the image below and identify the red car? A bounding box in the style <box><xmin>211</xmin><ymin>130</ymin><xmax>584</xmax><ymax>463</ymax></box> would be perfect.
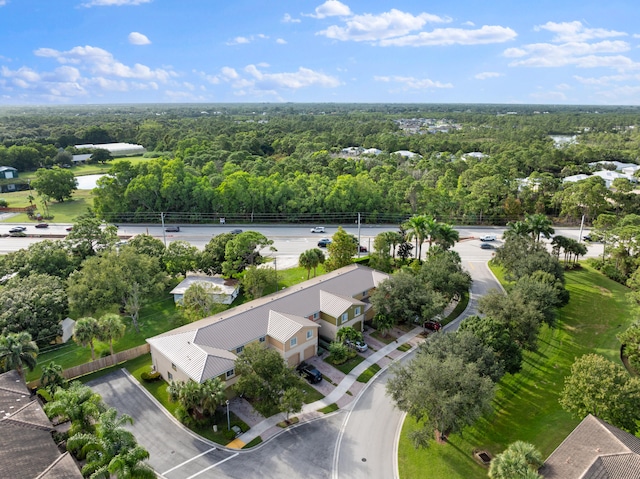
<box><xmin>424</xmin><ymin>320</ymin><xmax>442</xmax><ymax>332</ymax></box>
<box><xmin>35</xmin><ymin>223</ymin><xmax>49</xmax><ymax>228</ymax></box>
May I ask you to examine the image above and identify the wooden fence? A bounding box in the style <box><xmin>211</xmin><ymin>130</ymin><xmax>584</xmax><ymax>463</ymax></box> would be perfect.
<box><xmin>28</xmin><ymin>344</ymin><xmax>150</xmax><ymax>389</ymax></box>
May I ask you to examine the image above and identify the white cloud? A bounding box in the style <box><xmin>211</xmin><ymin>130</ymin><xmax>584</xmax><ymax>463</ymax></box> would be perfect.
<box><xmin>475</xmin><ymin>71</ymin><xmax>502</xmax><ymax>80</ymax></box>
<box><xmin>282</xmin><ymin>13</ymin><xmax>301</xmax><ymax>23</ymax></box>
<box><xmin>535</xmin><ymin>21</ymin><xmax>626</xmax><ymax>43</ymax></box>
<box><xmin>506</xmin><ymin>21</ymin><xmax>640</xmax><ymax>73</ymax></box>
<box><xmin>374</xmin><ymin>75</ymin><xmax>452</xmax><ymax>89</ymax></box>
<box><xmin>276</xmin><ymin>38</ymin><xmax>287</xmax><ymax>45</ymax></box>
<box><xmin>0</xmin><ymin>1</ymin><xmax>7</xmax><ymax>6</ymax></box>
<box><xmin>128</xmin><ymin>32</ymin><xmax>151</xmax><ymax>45</ymax></box>
<box><xmin>555</xmin><ymin>83</ymin><xmax>572</xmax><ymax>90</ymax></box>
<box><xmin>226</xmin><ymin>34</ymin><xmax>268</xmax><ymax>46</ymax></box>
<box><xmin>217</xmin><ymin>64</ymin><xmax>340</xmax><ymax>97</ymax></box>
<box><xmin>1</xmin><ymin>66</ymin><xmax>41</xmax><ymax>82</ymax></box>
<box><xmin>311</xmin><ymin>0</ymin><xmax>351</xmax><ymax>19</ymax></box>
<box><xmin>81</xmin><ymin>0</ymin><xmax>151</xmax><ymax>6</ymax></box>
<box><xmin>34</xmin><ymin>45</ymin><xmax>174</xmax><ymax>81</ymax></box>
<box><xmin>381</xmin><ymin>25</ymin><xmax>516</xmax><ymax>47</ymax></box>
<box><xmin>318</xmin><ymin>9</ymin><xmax>449</xmax><ymax>42</ymax></box>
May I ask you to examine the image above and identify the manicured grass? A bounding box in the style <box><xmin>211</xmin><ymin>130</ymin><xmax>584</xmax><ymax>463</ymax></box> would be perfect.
<box><xmin>324</xmin><ymin>353</ymin><xmax>366</xmax><ymax>374</ymax></box>
<box><xmin>369</xmin><ymin>330</ymin><xmax>397</xmax><ymax>344</ymax></box>
<box><xmin>300</xmin><ymin>382</ymin><xmax>325</xmax><ymax>403</ymax></box>
<box><xmin>396</xmin><ymin>343</ymin><xmax>412</xmax><ymax>353</ymax></box>
<box><xmin>356</xmin><ymin>363</ymin><xmax>381</xmax><ymax>383</ymax></box>
<box><xmin>318</xmin><ymin>403</ymin><xmax>339</xmax><ymax>414</ymax></box>
<box><xmin>277</xmin><ymin>264</ymin><xmax>327</xmax><ymax>287</ymax></box>
<box><xmin>1</xmin><ymin>189</ymin><xmax>94</xmax><ymax>223</ymax></box>
<box><xmin>243</xmin><ymin>437</ymin><xmax>263</xmax><ymax>448</ymax></box>
<box><xmin>398</xmin><ymin>264</ymin><xmax>634</xmax><ymax>479</ymax></box>
<box><xmin>27</xmin><ymin>293</ymin><xmax>182</xmax><ymax>381</ymax></box>
<box><xmin>443</xmin><ymin>290</ymin><xmax>469</xmax><ymax>324</ymax></box>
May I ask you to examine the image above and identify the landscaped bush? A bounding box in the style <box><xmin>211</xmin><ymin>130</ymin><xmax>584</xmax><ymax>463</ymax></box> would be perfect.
<box><xmin>141</xmin><ymin>371</ymin><xmax>161</xmax><ymax>382</ymax></box>
<box><xmin>0</xmin><ymin>198</ymin><xmax>8</xmax><ymax>207</ymax></box>
<box><xmin>327</xmin><ymin>341</ymin><xmax>355</xmax><ymax>365</ymax></box>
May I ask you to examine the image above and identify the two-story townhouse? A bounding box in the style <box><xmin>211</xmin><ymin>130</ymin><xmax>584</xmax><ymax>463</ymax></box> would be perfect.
<box><xmin>147</xmin><ymin>264</ymin><xmax>389</xmax><ymax>389</ymax></box>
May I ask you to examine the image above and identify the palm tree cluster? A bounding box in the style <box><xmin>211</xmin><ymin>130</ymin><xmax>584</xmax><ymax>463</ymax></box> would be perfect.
<box><xmin>168</xmin><ymin>377</ymin><xmax>226</xmax><ymax>426</ymax></box>
<box><xmin>73</xmin><ymin>313</ymin><xmax>126</xmax><ymax>362</ymax></box>
<box><xmin>488</xmin><ymin>441</ymin><xmax>543</xmax><ymax>479</ymax></box>
<box><xmin>403</xmin><ymin>214</ymin><xmax>460</xmax><ymax>260</ymax></box>
<box><xmin>504</xmin><ymin>213</ymin><xmax>555</xmax><ymax>243</ymax></box>
<box><xmin>44</xmin><ymin>379</ymin><xmax>154</xmax><ymax>478</ymax></box>
<box><xmin>298</xmin><ymin>248</ymin><xmax>326</xmax><ymax>279</ymax></box>
<box><xmin>551</xmin><ymin>235</ymin><xmax>588</xmax><ymax>266</ymax></box>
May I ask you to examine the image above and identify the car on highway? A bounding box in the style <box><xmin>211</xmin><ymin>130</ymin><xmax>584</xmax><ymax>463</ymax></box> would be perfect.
<box><xmin>583</xmin><ymin>234</ymin><xmax>592</xmax><ymax>242</ymax></box>
<box><xmin>310</xmin><ymin>226</ymin><xmax>326</xmax><ymax>233</ymax></box>
<box><xmin>230</xmin><ymin>229</ymin><xmax>243</xmax><ymax>234</ymax></box>
<box><xmin>297</xmin><ymin>362</ymin><xmax>322</xmax><ymax>384</ymax></box>
<box><xmin>65</xmin><ymin>226</ymin><xmax>73</xmax><ymax>232</ymax></box>
<box><xmin>357</xmin><ymin>245</ymin><xmax>368</xmax><ymax>253</ymax></box>
<box><xmin>317</xmin><ymin>238</ymin><xmax>332</xmax><ymax>248</ymax></box>
<box><xmin>345</xmin><ymin>339</ymin><xmax>368</xmax><ymax>352</ymax></box>
<box><xmin>34</xmin><ymin>223</ymin><xmax>49</xmax><ymax>229</ymax></box>
<box><xmin>480</xmin><ymin>243</ymin><xmax>493</xmax><ymax>249</ymax></box>
<box><xmin>8</xmin><ymin>226</ymin><xmax>27</xmax><ymax>233</ymax></box>
<box><xmin>165</xmin><ymin>226</ymin><xmax>180</xmax><ymax>232</ymax></box>
<box><xmin>423</xmin><ymin>320</ymin><xmax>442</xmax><ymax>332</ymax></box>
<box><xmin>479</xmin><ymin>234</ymin><xmax>497</xmax><ymax>241</ymax></box>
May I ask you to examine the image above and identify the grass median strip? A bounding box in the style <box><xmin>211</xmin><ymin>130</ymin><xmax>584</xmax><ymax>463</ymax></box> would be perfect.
<box><xmin>357</xmin><ymin>363</ymin><xmax>381</xmax><ymax>383</ymax></box>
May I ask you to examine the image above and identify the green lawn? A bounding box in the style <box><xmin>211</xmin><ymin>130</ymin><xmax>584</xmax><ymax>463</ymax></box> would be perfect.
<box><xmin>324</xmin><ymin>353</ymin><xmax>366</xmax><ymax>374</ymax></box>
<box><xmin>27</xmin><ymin>294</ymin><xmax>182</xmax><ymax>382</ymax></box>
<box><xmin>1</xmin><ymin>157</ymin><xmax>149</xmax><ymax>223</ymax></box>
<box><xmin>357</xmin><ymin>363</ymin><xmax>381</xmax><ymax>383</ymax></box>
<box><xmin>398</xmin><ymin>264</ymin><xmax>634</xmax><ymax>479</ymax></box>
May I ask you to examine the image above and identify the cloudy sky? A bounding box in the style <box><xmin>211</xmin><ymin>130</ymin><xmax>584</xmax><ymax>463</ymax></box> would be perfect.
<box><xmin>1</xmin><ymin>0</ymin><xmax>639</xmax><ymax>105</ymax></box>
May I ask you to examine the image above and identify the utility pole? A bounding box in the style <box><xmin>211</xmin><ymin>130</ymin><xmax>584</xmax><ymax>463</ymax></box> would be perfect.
<box><xmin>357</xmin><ymin>212</ymin><xmax>361</xmax><ymax>258</ymax></box>
<box><xmin>578</xmin><ymin>214</ymin><xmax>585</xmax><ymax>243</ymax></box>
<box><xmin>161</xmin><ymin>212</ymin><xmax>167</xmax><ymax>247</ymax></box>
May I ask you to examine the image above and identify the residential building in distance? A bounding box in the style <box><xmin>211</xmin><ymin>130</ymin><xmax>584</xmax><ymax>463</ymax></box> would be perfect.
<box><xmin>170</xmin><ymin>274</ymin><xmax>240</xmax><ymax>305</ymax></box>
<box><xmin>148</xmin><ymin>264</ymin><xmax>388</xmax><ymax>388</ymax></box>
<box><xmin>74</xmin><ymin>142</ymin><xmax>146</xmax><ymax>157</ymax></box>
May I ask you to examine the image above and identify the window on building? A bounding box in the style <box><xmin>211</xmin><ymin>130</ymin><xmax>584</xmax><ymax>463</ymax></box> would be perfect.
<box><xmin>236</xmin><ymin>345</ymin><xmax>244</xmax><ymax>354</ymax></box>
<box><xmin>306</xmin><ymin>330</ymin><xmax>313</xmax><ymax>340</ymax></box>
<box><xmin>341</xmin><ymin>312</ymin><xmax>349</xmax><ymax>324</ymax></box>
<box><xmin>171</xmin><ymin>363</ymin><xmax>177</xmax><ymax>371</ymax></box>
<box><xmin>226</xmin><ymin>369</ymin><xmax>235</xmax><ymax>378</ymax></box>
<box><xmin>259</xmin><ymin>336</ymin><xmax>266</xmax><ymax>343</ymax></box>
<box><xmin>354</xmin><ymin>306</ymin><xmax>361</xmax><ymax>316</ymax></box>
<box><xmin>362</xmin><ymin>290</ymin><xmax>368</xmax><ymax>297</ymax></box>
<box><xmin>290</xmin><ymin>337</ymin><xmax>297</xmax><ymax>347</ymax></box>
<box><xmin>313</xmin><ymin>312</ymin><xmax>320</xmax><ymax>320</ymax></box>
<box><xmin>167</xmin><ymin>372</ymin><xmax>173</xmax><ymax>380</ymax></box>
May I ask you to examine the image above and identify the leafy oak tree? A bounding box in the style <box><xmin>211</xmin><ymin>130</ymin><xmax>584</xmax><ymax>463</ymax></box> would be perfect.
<box><xmin>241</xmin><ymin>265</ymin><xmax>277</xmax><ymax>300</ymax></box>
<box><xmin>618</xmin><ymin>320</ymin><xmax>640</xmax><ymax>372</ymax></box>
<box><xmin>559</xmin><ymin>354</ymin><xmax>640</xmax><ymax>434</ymax></box>
<box><xmin>325</xmin><ymin>227</ymin><xmax>357</xmax><ymax>272</ymax></box>
<box><xmin>222</xmin><ymin>231</ymin><xmax>273</xmax><ymax>278</ymax></box>
<box><xmin>386</xmin><ymin>353</ymin><xmax>495</xmax><ymax>446</ymax></box>
<box><xmin>0</xmin><ymin>273</ymin><xmax>68</xmax><ymax>345</ymax></box>
<box><xmin>31</xmin><ymin>166</ymin><xmax>78</xmax><ymax>202</ymax></box>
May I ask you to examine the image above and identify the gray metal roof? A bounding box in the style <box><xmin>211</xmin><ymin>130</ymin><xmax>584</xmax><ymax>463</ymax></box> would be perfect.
<box><xmin>542</xmin><ymin>415</ymin><xmax>640</xmax><ymax>479</ymax></box>
<box><xmin>319</xmin><ymin>290</ymin><xmax>364</xmax><ymax>318</ymax></box>
<box><xmin>149</xmin><ymin>264</ymin><xmax>388</xmax><ymax>381</ymax></box>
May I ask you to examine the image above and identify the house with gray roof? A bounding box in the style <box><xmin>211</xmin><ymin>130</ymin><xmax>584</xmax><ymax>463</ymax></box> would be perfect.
<box><xmin>0</xmin><ymin>370</ymin><xmax>82</xmax><ymax>479</ymax></box>
<box><xmin>170</xmin><ymin>274</ymin><xmax>240</xmax><ymax>305</ymax></box>
<box><xmin>148</xmin><ymin>264</ymin><xmax>388</xmax><ymax>388</ymax></box>
<box><xmin>540</xmin><ymin>414</ymin><xmax>640</xmax><ymax>479</ymax></box>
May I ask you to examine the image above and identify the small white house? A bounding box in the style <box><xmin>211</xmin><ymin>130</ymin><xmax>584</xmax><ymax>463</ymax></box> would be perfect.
<box><xmin>170</xmin><ymin>275</ymin><xmax>239</xmax><ymax>305</ymax></box>
<box><xmin>391</xmin><ymin>150</ymin><xmax>422</xmax><ymax>159</ymax></box>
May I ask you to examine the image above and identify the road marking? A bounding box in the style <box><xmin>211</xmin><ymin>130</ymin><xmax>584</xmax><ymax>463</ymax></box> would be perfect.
<box><xmin>161</xmin><ymin>447</ymin><xmax>217</xmax><ymax>475</ymax></box>
<box><xmin>184</xmin><ymin>453</ymin><xmax>239</xmax><ymax>479</ymax></box>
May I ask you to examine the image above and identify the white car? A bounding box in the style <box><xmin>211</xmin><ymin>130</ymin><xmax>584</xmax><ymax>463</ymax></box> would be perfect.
<box><xmin>345</xmin><ymin>339</ymin><xmax>368</xmax><ymax>352</ymax></box>
<box><xmin>310</xmin><ymin>226</ymin><xmax>326</xmax><ymax>233</ymax></box>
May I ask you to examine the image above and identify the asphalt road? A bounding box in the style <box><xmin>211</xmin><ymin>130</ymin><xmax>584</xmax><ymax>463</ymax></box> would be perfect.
<box><xmin>88</xmin><ymin>369</ymin><xmax>343</xmax><ymax>479</ymax></box>
<box><xmin>333</xmin><ymin>260</ymin><xmax>503</xmax><ymax>479</ymax></box>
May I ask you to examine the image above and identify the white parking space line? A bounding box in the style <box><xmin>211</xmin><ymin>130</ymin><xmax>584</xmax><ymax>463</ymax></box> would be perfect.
<box><xmin>184</xmin><ymin>453</ymin><xmax>239</xmax><ymax>479</ymax></box>
<box><xmin>162</xmin><ymin>447</ymin><xmax>217</xmax><ymax>475</ymax></box>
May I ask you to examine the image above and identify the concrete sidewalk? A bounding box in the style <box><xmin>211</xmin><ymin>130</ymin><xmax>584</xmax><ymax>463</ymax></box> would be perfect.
<box><xmin>232</xmin><ymin>326</ymin><xmax>424</xmax><ymax>447</ymax></box>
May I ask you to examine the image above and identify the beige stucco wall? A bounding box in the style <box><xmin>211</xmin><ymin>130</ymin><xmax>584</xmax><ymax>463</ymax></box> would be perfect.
<box><xmin>150</xmin><ymin>344</ymin><xmax>192</xmax><ymax>384</ymax></box>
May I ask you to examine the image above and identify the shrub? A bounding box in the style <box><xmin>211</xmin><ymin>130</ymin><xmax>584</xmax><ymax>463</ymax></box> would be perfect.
<box><xmin>328</xmin><ymin>341</ymin><xmax>354</xmax><ymax>365</ymax></box>
<box><xmin>0</xmin><ymin>198</ymin><xmax>8</xmax><ymax>207</ymax></box>
<box><xmin>141</xmin><ymin>371</ymin><xmax>161</xmax><ymax>382</ymax></box>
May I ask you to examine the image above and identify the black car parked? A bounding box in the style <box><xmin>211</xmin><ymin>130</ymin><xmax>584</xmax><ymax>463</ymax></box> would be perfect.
<box><xmin>297</xmin><ymin>362</ymin><xmax>322</xmax><ymax>384</ymax></box>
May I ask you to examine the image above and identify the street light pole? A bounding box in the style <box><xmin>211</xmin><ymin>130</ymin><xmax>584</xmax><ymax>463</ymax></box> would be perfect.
<box><xmin>226</xmin><ymin>400</ymin><xmax>230</xmax><ymax>431</ymax></box>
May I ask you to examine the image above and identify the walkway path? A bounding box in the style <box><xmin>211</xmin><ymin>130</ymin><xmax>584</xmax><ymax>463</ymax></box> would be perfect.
<box><xmin>232</xmin><ymin>326</ymin><xmax>425</xmax><ymax>447</ymax></box>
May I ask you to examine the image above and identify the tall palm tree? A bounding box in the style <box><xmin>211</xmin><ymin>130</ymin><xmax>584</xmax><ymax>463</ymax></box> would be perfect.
<box><xmin>44</xmin><ymin>381</ymin><xmax>106</xmax><ymax>436</ymax></box>
<box><xmin>404</xmin><ymin>215</ymin><xmax>428</xmax><ymax>260</ymax></box>
<box><xmin>503</xmin><ymin>220</ymin><xmax>531</xmax><ymax>240</ymax></box>
<box><xmin>433</xmin><ymin>223</ymin><xmax>459</xmax><ymax>250</ymax></box>
<box><xmin>0</xmin><ymin>331</ymin><xmax>39</xmax><ymax>380</ymax></box>
<box><xmin>40</xmin><ymin>361</ymin><xmax>67</xmax><ymax>393</ymax></box>
<box><xmin>107</xmin><ymin>445</ymin><xmax>155</xmax><ymax>479</ymax></box>
<box><xmin>98</xmin><ymin>313</ymin><xmax>126</xmax><ymax>361</ymax></box>
<box><xmin>73</xmin><ymin>316</ymin><xmax>101</xmax><ymax>361</ymax></box>
<box><xmin>525</xmin><ymin>213</ymin><xmax>555</xmax><ymax>243</ymax></box>
<box><xmin>298</xmin><ymin>250</ymin><xmax>315</xmax><ymax>279</ymax></box>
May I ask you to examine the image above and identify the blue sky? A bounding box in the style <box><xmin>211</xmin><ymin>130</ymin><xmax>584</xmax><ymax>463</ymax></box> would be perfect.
<box><xmin>1</xmin><ymin>0</ymin><xmax>639</xmax><ymax>105</ymax></box>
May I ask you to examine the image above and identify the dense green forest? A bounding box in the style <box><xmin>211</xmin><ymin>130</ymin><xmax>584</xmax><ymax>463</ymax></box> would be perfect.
<box><xmin>1</xmin><ymin>103</ymin><xmax>639</xmax><ymax>225</ymax></box>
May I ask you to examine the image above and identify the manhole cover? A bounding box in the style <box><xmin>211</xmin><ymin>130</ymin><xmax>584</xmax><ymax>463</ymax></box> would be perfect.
<box><xmin>362</xmin><ymin>458</ymin><xmax>367</xmax><ymax>462</ymax></box>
